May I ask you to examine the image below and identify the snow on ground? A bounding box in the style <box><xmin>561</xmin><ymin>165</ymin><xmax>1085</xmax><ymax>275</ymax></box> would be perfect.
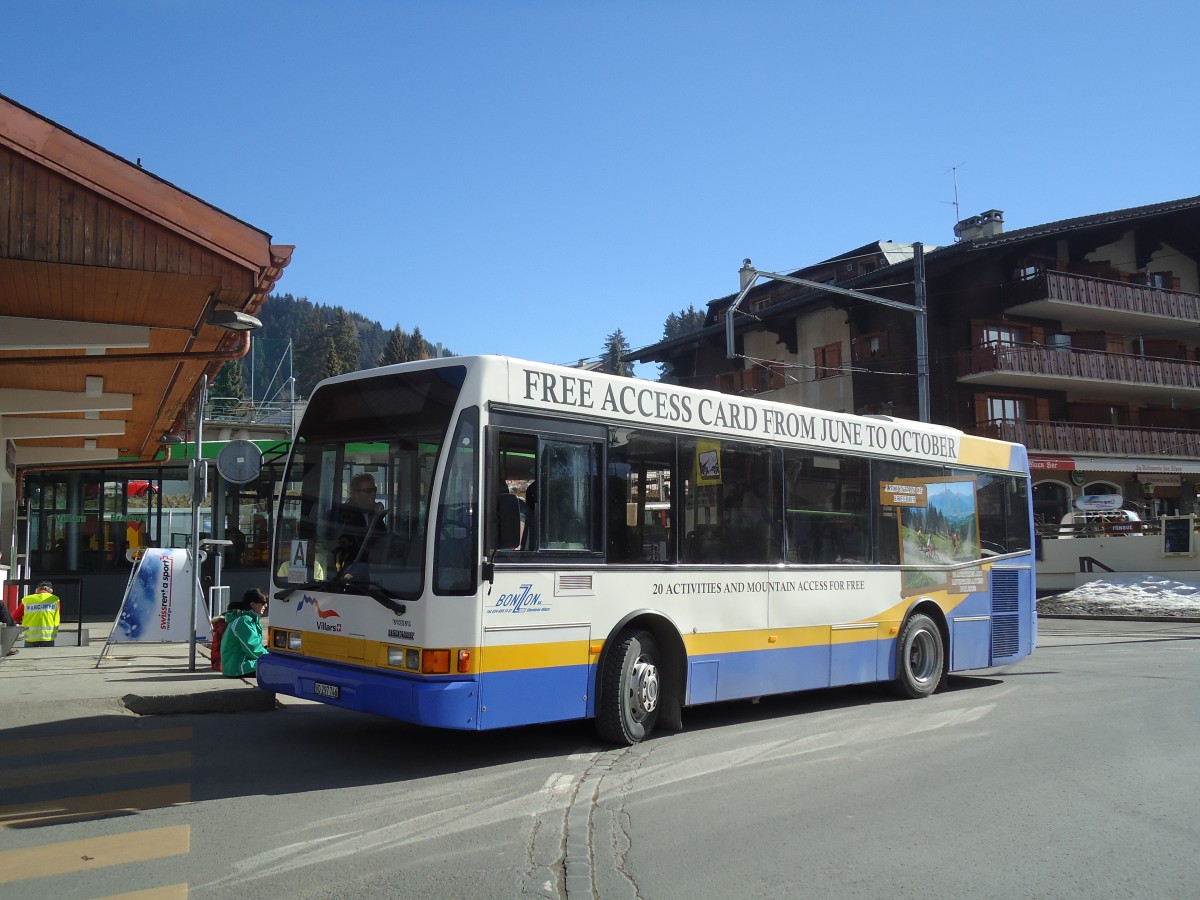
<box><xmin>1038</xmin><ymin>576</ymin><xmax>1200</xmax><ymax>618</ymax></box>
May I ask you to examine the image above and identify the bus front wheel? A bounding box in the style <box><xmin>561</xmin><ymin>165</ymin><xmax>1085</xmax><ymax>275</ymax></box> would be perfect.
<box><xmin>891</xmin><ymin>613</ymin><xmax>943</xmax><ymax>699</ymax></box>
<box><xmin>597</xmin><ymin>629</ymin><xmax>661</xmax><ymax>745</ymax></box>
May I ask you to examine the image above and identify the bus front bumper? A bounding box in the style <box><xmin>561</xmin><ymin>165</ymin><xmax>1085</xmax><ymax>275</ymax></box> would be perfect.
<box><xmin>257</xmin><ymin>653</ymin><xmax>481</xmax><ymax>730</ymax></box>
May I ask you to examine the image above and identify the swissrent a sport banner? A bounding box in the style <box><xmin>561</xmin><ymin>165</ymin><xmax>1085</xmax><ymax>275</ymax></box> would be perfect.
<box><xmin>109</xmin><ymin>548</ymin><xmax>212</xmax><ymax>643</ymax></box>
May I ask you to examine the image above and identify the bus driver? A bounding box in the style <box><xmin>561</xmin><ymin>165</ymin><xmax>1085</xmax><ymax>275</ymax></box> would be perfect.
<box><xmin>328</xmin><ymin>473</ymin><xmax>388</xmax><ymax>574</ymax></box>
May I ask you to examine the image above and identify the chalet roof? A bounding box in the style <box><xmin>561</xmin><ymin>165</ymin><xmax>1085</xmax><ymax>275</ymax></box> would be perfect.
<box><xmin>0</xmin><ymin>93</ymin><xmax>292</xmax><ymax>467</ymax></box>
<box><xmin>632</xmin><ymin>194</ymin><xmax>1200</xmax><ymax>363</ymax></box>
<box><xmin>949</xmin><ymin>193</ymin><xmax>1200</xmax><ymax>252</ymax></box>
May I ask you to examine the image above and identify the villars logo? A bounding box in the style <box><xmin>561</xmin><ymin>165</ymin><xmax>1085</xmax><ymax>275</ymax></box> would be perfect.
<box><xmin>297</xmin><ymin>596</ymin><xmax>341</xmax><ymax>618</ymax></box>
<box><xmin>297</xmin><ymin>595</ymin><xmax>343</xmax><ymax>633</ymax></box>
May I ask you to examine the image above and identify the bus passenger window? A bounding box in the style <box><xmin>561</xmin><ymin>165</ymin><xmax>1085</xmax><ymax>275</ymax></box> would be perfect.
<box><xmin>784</xmin><ymin>450</ymin><xmax>869</xmax><ymax>564</ymax></box>
<box><xmin>540</xmin><ymin>440</ymin><xmax>601</xmax><ymax>551</ymax></box>
<box><xmin>680</xmin><ymin>438</ymin><xmax>779</xmax><ymax>564</ymax></box>
<box><xmin>493</xmin><ymin>431</ymin><xmax>537</xmax><ymax>553</ymax></box>
<box><xmin>607</xmin><ymin>428</ymin><xmax>675</xmax><ymax>564</ymax></box>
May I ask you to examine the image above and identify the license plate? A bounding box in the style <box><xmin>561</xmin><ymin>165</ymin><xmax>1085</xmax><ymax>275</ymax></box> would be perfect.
<box><xmin>313</xmin><ymin>682</ymin><xmax>340</xmax><ymax>700</ymax></box>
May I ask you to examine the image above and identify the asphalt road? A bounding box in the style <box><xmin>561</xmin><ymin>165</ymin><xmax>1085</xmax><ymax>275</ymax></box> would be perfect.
<box><xmin>2</xmin><ymin>619</ymin><xmax>1197</xmax><ymax>899</ymax></box>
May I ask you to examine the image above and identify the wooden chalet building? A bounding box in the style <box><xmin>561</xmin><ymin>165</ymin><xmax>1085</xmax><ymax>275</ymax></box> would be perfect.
<box><xmin>633</xmin><ymin>196</ymin><xmax>1200</xmax><ymax>535</ymax></box>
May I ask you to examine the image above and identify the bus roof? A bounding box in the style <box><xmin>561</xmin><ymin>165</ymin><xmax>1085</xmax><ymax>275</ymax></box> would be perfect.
<box><xmin>309</xmin><ymin>355</ymin><xmax>1026</xmax><ymax>473</ymax></box>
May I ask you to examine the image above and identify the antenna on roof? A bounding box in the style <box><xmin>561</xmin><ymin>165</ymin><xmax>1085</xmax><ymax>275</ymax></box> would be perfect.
<box><xmin>943</xmin><ymin>162</ymin><xmax>965</xmax><ymax>227</ymax></box>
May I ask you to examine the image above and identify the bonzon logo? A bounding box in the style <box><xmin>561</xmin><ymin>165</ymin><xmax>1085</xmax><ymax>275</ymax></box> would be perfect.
<box><xmin>491</xmin><ymin>584</ymin><xmax>546</xmax><ymax>614</ymax></box>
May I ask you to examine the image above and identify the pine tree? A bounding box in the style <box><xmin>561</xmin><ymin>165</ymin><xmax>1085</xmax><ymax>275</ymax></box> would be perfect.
<box><xmin>657</xmin><ymin>304</ymin><xmax>707</xmax><ymax>379</ymax></box>
<box><xmin>208</xmin><ymin>358</ymin><xmax>247</xmax><ymax>419</ymax></box>
<box><xmin>378</xmin><ymin>325</ymin><xmax>409</xmax><ymax>366</ymax></box>
<box><xmin>293</xmin><ymin>307</ymin><xmax>339</xmax><ymax>395</ymax></box>
<box><xmin>211</xmin><ymin>358</ymin><xmax>247</xmax><ymax>400</ymax></box>
<box><xmin>329</xmin><ymin>308</ymin><xmax>360</xmax><ymax>372</ymax></box>
<box><xmin>405</xmin><ymin>326</ymin><xmax>429</xmax><ymax>362</ymax></box>
<box><xmin>601</xmin><ymin>329</ymin><xmax>633</xmax><ymax>376</ymax></box>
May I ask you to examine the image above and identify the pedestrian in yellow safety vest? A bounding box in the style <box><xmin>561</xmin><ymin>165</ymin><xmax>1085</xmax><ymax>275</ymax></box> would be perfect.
<box><xmin>22</xmin><ymin>582</ymin><xmax>61</xmax><ymax>647</ymax></box>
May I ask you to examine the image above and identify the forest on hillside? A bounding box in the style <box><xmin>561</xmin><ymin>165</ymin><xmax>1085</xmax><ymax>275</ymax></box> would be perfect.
<box><xmin>212</xmin><ymin>293</ymin><xmax>453</xmax><ymax>401</ymax></box>
<box><xmin>210</xmin><ymin>293</ymin><xmax>707</xmax><ymax>403</ymax></box>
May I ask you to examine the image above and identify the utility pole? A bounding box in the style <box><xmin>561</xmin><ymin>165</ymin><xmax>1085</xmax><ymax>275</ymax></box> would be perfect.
<box><xmin>913</xmin><ymin>242</ymin><xmax>930</xmax><ymax>423</ymax></box>
<box><xmin>188</xmin><ymin>374</ymin><xmax>207</xmax><ymax>671</ymax></box>
<box><xmin>726</xmin><ymin>254</ymin><xmax>932</xmax><ymax>423</ymax></box>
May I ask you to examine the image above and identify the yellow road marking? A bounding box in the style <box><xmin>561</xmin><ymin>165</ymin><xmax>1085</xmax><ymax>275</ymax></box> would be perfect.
<box><xmin>0</xmin><ymin>751</ymin><xmax>192</xmax><ymax>790</ymax></box>
<box><xmin>0</xmin><ymin>783</ymin><xmax>190</xmax><ymax>827</ymax></box>
<box><xmin>0</xmin><ymin>824</ymin><xmax>189</xmax><ymax>884</ymax></box>
<box><xmin>0</xmin><ymin>727</ymin><xmax>193</xmax><ymax>759</ymax></box>
<box><xmin>98</xmin><ymin>885</ymin><xmax>189</xmax><ymax>900</ymax></box>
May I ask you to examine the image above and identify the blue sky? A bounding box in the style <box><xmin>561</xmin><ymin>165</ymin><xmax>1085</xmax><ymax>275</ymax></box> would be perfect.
<box><xmin>5</xmin><ymin>1</ymin><xmax>1199</xmax><ymax>375</ymax></box>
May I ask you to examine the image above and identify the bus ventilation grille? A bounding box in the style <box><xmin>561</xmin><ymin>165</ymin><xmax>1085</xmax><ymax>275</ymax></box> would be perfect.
<box><xmin>991</xmin><ymin>570</ymin><xmax>1020</xmax><ymax>661</ymax></box>
<box><xmin>556</xmin><ymin>573</ymin><xmax>594</xmax><ymax>594</ymax></box>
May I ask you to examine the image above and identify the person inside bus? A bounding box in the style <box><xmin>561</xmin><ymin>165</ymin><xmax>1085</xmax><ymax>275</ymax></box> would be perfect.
<box><xmin>328</xmin><ymin>473</ymin><xmax>388</xmax><ymax>574</ymax></box>
<box><xmin>520</xmin><ymin>480</ymin><xmax>537</xmax><ymax>550</ymax></box>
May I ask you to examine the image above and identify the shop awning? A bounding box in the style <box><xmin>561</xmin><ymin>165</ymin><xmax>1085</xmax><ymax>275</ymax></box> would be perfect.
<box><xmin>1030</xmin><ymin>455</ymin><xmax>1200</xmax><ymax>475</ymax></box>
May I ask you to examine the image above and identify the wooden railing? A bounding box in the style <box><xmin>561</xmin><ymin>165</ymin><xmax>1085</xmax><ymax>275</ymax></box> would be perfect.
<box><xmin>958</xmin><ymin>343</ymin><xmax>1200</xmax><ymax>390</ymax></box>
<box><xmin>1005</xmin><ymin>270</ymin><xmax>1200</xmax><ymax>320</ymax></box>
<box><xmin>981</xmin><ymin>419</ymin><xmax>1200</xmax><ymax>457</ymax></box>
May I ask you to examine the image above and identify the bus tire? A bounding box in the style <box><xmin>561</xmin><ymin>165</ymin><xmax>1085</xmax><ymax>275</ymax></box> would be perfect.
<box><xmin>597</xmin><ymin>629</ymin><xmax>661</xmax><ymax>745</ymax></box>
<box><xmin>890</xmin><ymin>613</ymin><xmax>943</xmax><ymax>699</ymax></box>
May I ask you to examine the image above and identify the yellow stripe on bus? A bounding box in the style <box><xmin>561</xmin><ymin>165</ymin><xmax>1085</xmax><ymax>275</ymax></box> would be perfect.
<box><xmin>296</xmin><ymin>573</ymin><xmax>998</xmax><ymax>674</ymax></box>
<box><xmin>0</xmin><ymin>824</ymin><xmax>189</xmax><ymax>884</ymax></box>
<box><xmin>957</xmin><ymin>434</ymin><xmax>1016</xmax><ymax>470</ymax></box>
<box><xmin>481</xmin><ymin>640</ymin><xmax>592</xmax><ymax>671</ymax></box>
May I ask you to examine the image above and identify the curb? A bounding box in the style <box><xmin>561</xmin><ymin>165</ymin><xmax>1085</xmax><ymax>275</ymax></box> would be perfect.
<box><xmin>121</xmin><ymin>688</ymin><xmax>278</xmax><ymax>716</ymax></box>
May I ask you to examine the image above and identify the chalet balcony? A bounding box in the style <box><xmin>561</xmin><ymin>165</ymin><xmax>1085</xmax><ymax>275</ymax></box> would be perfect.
<box><xmin>982</xmin><ymin>419</ymin><xmax>1200</xmax><ymax>459</ymax></box>
<box><xmin>957</xmin><ymin>343</ymin><xmax>1200</xmax><ymax>402</ymax></box>
<box><xmin>1003</xmin><ymin>270</ymin><xmax>1200</xmax><ymax>332</ymax></box>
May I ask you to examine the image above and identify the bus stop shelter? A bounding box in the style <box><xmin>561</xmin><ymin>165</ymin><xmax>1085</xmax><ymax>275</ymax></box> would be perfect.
<box><xmin>0</xmin><ymin>92</ymin><xmax>292</xmax><ymax>585</ymax></box>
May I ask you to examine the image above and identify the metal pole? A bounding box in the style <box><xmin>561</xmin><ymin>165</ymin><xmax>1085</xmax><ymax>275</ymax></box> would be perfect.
<box><xmin>188</xmin><ymin>374</ymin><xmax>206</xmax><ymax>671</ymax></box>
<box><xmin>288</xmin><ymin>375</ymin><xmax>297</xmax><ymax>439</ymax></box>
<box><xmin>913</xmin><ymin>242</ymin><xmax>931</xmax><ymax>423</ymax></box>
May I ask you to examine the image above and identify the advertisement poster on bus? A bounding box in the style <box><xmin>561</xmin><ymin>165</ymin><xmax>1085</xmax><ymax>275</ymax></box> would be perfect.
<box><xmin>887</xmin><ymin>477</ymin><xmax>984</xmax><ymax>596</ymax></box>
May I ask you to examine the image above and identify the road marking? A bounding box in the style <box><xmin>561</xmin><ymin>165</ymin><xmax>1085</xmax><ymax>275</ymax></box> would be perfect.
<box><xmin>97</xmin><ymin>885</ymin><xmax>189</xmax><ymax>899</ymax></box>
<box><xmin>0</xmin><ymin>727</ymin><xmax>193</xmax><ymax>759</ymax></box>
<box><xmin>0</xmin><ymin>783</ymin><xmax>191</xmax><ymax>827</ymax></box>
<box><xmin>0</xmin><ymin>751</ymin><xmax>192</xmax><ymax>789</ymax></box>
<box><xmin>0</xmin><ymin>824</ymin><xmax>189</xmax><ymax>884</ymax></box>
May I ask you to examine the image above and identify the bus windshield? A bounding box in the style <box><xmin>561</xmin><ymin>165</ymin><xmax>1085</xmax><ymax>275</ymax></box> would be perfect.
<box><xmin>272</xmin><ymin>365</ymin><xmax>467</xmax><ymax>602</ymax></box>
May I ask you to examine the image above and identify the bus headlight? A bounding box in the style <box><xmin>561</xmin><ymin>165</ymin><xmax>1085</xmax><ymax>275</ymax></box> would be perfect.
<box><xmin>271</xmin><ymin>629</ymin><xmax>303</xmax><ymax>651</ymax></box>
<box><xmin>387</xmin><ymin>647</ymin><xmax>406</xmax><ymax>667</ymax></box>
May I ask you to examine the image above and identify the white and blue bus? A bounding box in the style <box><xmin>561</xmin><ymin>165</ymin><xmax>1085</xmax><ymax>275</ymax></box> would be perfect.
<box><xmin>257</xmin><ymin>356</ymin><xmax>1035</xmax><ymax>744</ymax></box>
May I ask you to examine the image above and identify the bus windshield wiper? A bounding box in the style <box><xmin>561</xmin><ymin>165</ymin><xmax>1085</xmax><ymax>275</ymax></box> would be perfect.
<box><xmin>337</xmin><ymin>579</ymin><xmax>407</xmax><ymax>615</ymax></box>
<box><xmin>274</xmin><ymin>581</ymin><xmax>334</xmax><ymax>601</ymax></box>
<box><xmin>275</xmin><ymin>578</ymin><xmax>406</xmax><ymax>615</ymax></box>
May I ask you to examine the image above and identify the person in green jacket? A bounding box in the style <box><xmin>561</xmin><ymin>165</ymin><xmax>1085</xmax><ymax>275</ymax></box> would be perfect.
<box><xmin>221</xmin><ymin>587</ymin><xmax>269</xmax><ymax>677</ymax></box>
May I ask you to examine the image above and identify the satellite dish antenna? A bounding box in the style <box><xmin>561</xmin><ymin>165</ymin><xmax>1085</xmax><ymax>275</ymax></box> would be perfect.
<box><xmin>215</xmin><ymin>440</ymin><xmax>263</xmax><ymax>485</ymax></box>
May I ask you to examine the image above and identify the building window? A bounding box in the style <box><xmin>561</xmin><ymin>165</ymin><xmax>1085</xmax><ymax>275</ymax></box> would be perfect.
<box><xmin>987</xmin><ymin>396</ymin><xmax>1027</xmax><ymax>422</ymax></box>
<box><xmin>852</xmin><ymin>331</ymin><xmax>888</xmax><ymax>362</ymax></box>
<box><xmin>750</xmin><ymin>293</ymin><xmax>773</xmax><ymax>313</ymax></box>
<box><xmin>814</xmin><ymin>342</ymin><xmax>842</xmax><ymax>379</ymax></box>
<box><xmin>981</xmin><ymin>324</ymin><xmax>1024</xmax><ymax>347</ymax></box>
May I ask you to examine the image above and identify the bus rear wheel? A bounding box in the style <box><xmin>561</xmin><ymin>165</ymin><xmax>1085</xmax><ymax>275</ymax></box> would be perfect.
<box><xmin>891</xmin><ymin>613</ymin><xmax>943</xmax><ymax>698</ymax></box>
<box><xmin>597</xmin><ymin>629</ymin><xmax>661</xmax><ymax>745</ymax></box>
